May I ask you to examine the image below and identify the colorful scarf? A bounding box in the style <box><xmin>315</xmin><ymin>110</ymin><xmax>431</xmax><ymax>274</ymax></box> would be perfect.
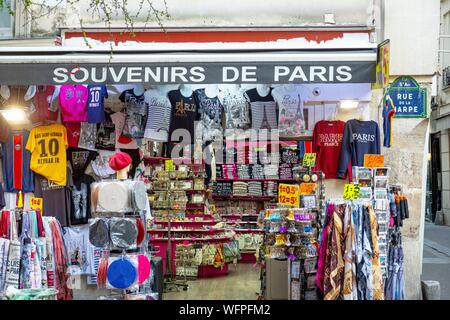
<box><xmin>342</xmin><ymin>204</ymin><xmax>357</xmax><ymax>300</ymax></box>
<box><xmin>316</xmin><ymin>202</ymin><xmax>333</xmax><ymax>293</ymax></box>
<box><xmin>368</xmin><ymin>206</ymin><xmax>384</xmax><ymax>300</ymax></box>
<box><xmin>324</xmin><ymin>204</ymin><xmax>345</xmax><ymax>300</ymax></box>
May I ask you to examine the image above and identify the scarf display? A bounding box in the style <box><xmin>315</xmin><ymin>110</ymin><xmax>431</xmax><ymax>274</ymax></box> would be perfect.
<box><xmin>318</xmin><ymin>201</ymin><xmax>385</xmax><ymax>300</ymax></box>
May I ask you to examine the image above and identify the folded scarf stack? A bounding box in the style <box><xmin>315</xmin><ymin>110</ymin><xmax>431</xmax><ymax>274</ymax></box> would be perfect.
<box><xmin>237</xmin><ymin>164</ymin><xmax>251</xmax><ymax>179</ymax></box>
<box><xmin>264</xmin><ymin>164</ymin><xmax>279</xmax><ymax>179</ymax></box>
<box><xmin>264</xmin><ymin>181</ymin><xmax>278</xmax><ymax>196</ymax></box>
<box><xmin>248</xmin><ymin>181</ymin><xmax>263</xmax><ymax>197</ymax></box>
<box><xmin>233</xmin><ymin>181</ymin><xmax>248</xmax><ymax>197</ymax></box>
<box><xmin>279</xmin><ymin>163</ymin><xmax>293</xmax><ymax>180</ymax></box>
<box><xmin>251</xmin><ymin>164</ymin><xmax>265</xmax><ymax>179</ymax></box>
<box><xmin>213</xmin><ymin>182</ymin><xmax>233</xmax><ymax>197</ymax></box>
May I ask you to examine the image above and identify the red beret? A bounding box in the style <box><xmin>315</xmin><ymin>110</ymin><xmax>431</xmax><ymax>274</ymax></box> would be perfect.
<box><xmin>109</xmin><ymin>152</ymin><xmax>132</xmax><ymax>171</ymax></box>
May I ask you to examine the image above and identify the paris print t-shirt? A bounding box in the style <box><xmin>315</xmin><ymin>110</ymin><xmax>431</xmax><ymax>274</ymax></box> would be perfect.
<box><xmin>194</xmin><ymin>88</ymin><xmax>223</xmax><ymax>142</ymax></box>
<box><xmin>26</xmin><ymin>123</ymin><xmax>69</xmax><ymax>186</ymax></box>
<box><xmin>119</xmin><ymin>89</ymin><xmax>148</xmax><ymax>139</ymax></box>
<box><xmin>244</xmin><ymin>88</ymin><xmax>277</xmax><ymax>131</ymax></box>
<box><xmin>167</xmin><ymin>90</ymin><xmax>197</xmax><ymax>144</ymax></box>
<box><xmin>312</xmin><ymin>120</ymin><xmax>346</xmax><ymax>179</ymax></box>
<box><xmin>218</xmin><ymin>86</ymin><xmax>251</xmax><ymax>136</ymax></box>
<box><xmin>272</xmin><ymin>85</ymin><xmax>309</xmax><ymax>138</ymax></box>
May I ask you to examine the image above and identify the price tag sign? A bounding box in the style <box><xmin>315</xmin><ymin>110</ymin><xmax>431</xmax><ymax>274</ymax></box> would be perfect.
<box><xmin>165</xmin><ymin>159</ymin><xmax>174</xmax><ymax>172</ymax></box>
<box><xmin>300</xmin><ymin>183</ymin><xmax>317</xmax><ymax>195</ymax></box>
<box><xmin>30</xmin><ymin>197</ymin><xmax>43</xmax><ymax>215</ymax></box>
<box><xmin>343</xmin><ymin>184</ymin><xmax>360</xmax><ymax>200</ymax></box>
<box><xmin>278</xmin><ymin>183</ymin><xmax>300</xmax><ymax>207</ymax></box>
<box><xmin>364</xmin><ymin>154</ymin><xmax>385</xmax><ymax>168</ymax></box>
<box><xmin>302</xmin><ymin>153</ymin><xmax>317</xmax><ymax>167</ymax></box>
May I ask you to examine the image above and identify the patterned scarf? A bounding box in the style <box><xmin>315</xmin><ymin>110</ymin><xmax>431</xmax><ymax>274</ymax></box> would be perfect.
<box><xmin>342</xmin><ymin>204</ymin><xmax>357</xmax><ymax>299</ymax></box>
<box><xmin>368</xmin><ymin>206</ymin><xmax>384</xmax><ymax>300</ymax></box>
<box><xmin>316</xmin><ymin>203</ymin><xmax>333</xmax><ymax>294</ymax></box>
<box><xmin>324</xmin><ymin>204</ymin><xmax>345</xmax><ymax>300</ymax></box>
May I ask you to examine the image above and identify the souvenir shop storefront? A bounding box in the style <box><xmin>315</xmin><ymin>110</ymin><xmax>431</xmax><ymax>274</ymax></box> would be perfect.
<box><xmin>0</xmin><ymin>37</ymin><xmax>410</xmax><ymax>300</ymax></box>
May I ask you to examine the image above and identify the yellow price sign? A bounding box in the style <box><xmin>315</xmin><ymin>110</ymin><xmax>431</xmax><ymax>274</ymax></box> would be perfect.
<box><xmin>278</xmin><ymin>183</ymin><xmax>299</xmax><ymax>207</ymax></box>
<box><xmin>30</xmin><ymin>197</ymin><xmax>43</xmax><ymax>215</ymax></box>
<box><xmin>343</xmin><ymin>184</ymin><xmax>360</xmax><ymax>200</ymax></box>
<box><xmin>302</xmin><ymin>153</ymin><xmax>317</xmax><ymax>167</ymax></box>
<box><xmin>165</xmin><ymin>159</ymin><xmax>174</xmax><ymax>172</ymax></box>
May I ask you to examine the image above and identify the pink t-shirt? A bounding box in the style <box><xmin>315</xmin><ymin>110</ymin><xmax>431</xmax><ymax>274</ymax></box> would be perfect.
<box><xmin>59</xmin><ymin>85</ymin><xmax>89</xmax><ymax>122</ymax></box>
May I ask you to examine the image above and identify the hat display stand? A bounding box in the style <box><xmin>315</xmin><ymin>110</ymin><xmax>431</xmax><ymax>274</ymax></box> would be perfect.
<box><xmin>89</xmin><ymin>176</ymin><xmax>156</xmax><ymax>300</ymax></box>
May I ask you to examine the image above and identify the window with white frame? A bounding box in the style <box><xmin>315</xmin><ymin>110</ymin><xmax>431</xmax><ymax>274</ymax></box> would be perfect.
<box><xmin>0</xmin><ymin>0</ymin><xmax>13</xmax><ymax>38</ymax></box>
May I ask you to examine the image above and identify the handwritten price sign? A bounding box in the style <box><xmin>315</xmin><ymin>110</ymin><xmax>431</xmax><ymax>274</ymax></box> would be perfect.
<box><xmin>30</xmin><ymin>197</ymin><xmax>43</xmax><ymax>215</ymax></box>
<box><xmin>302</xmin><ymin>153</ymin><xmax>317</xmax><ymax>167</ymax></box>
<box><xmin>343</xmin><ymin>184</ymin><xmax>361</xmax><ymax>200</ymax></box>
<box><xmin>278</xmin><ymin>183</ymin><xmax>299</xmax><ymax>207</ymax></box>
<box><xmin>364</xmin><ymin>154</ymin><xmax>385</xmax><ymax>168</ymax></box>
<box><xmin>300</xmin><ymin>183</ymin><xmax>317</xmax><ymax>195</ymax></box>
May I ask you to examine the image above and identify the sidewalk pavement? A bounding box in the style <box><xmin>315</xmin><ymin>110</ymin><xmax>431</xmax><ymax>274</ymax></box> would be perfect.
<box><xmin>422</xmin><ymin>222</ymin><xmax>450</xmax><ymax>300</ymax></box>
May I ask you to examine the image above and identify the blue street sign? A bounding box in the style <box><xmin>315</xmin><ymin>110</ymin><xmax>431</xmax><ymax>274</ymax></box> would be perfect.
<box><xmin>385</xmin><ymin>76</ymin><xmax>427</xmax><ymax>118</ymax></box>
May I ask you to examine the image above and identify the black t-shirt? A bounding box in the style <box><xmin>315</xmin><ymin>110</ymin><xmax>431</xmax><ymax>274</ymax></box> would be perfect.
<box><xmin>119</xmin><ymin>89</ymin><xmax>148</xmax><ymax>139</ymax></box>
<box><xmin>168</xmin><ymin>90</ymin><xmax>198</xmax><ymax>144</ymax></box>
<box><xmin>194</xmin><ymin>88</ymin><xmax>223</xmax><ymax>142</ymax></box>
<box><xmin>34</xmin><ymin>173</ymin><xmax>71</xmax><ymax>227</ymax></box>
<box><xmin>67</xmin><ymin>147</ymin><xmax>98</xmax><ymax>178</ymax></box>
<box><xmin>95</xmin><ymin>113</ymin><xmax>116</xmax><ymax>151</ymax></box>
<box><xmin>70</xmin><ymin>174</ymin><xmax>95</xmax><ymax>225</ymax></box>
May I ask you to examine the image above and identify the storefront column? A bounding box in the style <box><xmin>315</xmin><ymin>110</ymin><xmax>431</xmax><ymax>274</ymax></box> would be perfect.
<box><xmin>440</xmin><ymin>129</ymin><xmax>450</xmax><ymax>225</ymax></box>
<box><xmin>373</xmin><ymin>81</ymin><xmax>431</xmax><ymax>300</ymax></box>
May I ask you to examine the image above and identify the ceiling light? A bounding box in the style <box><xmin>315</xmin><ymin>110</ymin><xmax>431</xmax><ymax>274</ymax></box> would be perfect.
<box><xmin>0</xmin><ymin>107</ymin><xmax>29</xmax><ymax>123</ymax></box>
<box><xmin>340</xmin><ymin>100</ymin><xmax>359</xmax><ymax>110</ymax></box>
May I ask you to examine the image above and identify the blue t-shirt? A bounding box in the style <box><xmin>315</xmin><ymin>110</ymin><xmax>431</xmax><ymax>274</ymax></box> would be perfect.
<box><xmin>87</xmin><ymin>85</ymin><xmax>108</xmax><ymax>124</ymax></box>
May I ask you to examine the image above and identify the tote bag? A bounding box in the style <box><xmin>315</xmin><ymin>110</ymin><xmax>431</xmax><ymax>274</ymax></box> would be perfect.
<box><xmin>4</xmin><ymin>211</ymin><xmax>21</xmax><ymax>289</ymax></box>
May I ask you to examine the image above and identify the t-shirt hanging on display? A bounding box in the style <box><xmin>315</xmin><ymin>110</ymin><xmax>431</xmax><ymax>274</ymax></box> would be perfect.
<box><xmin>62</xmin><ymin>225</ymin><xmax>92</xmax><ymax>275</ymax></box>
<box><xmin>110</xmin><ymin>112</ymin><xmax>139</xmax><ymax>149</ymax></box>
<box><xmin>67</xmin><ymin>147</ymin><xmax>98</xmax><ymax>178</ymax></box>
<box><xmin>87</xmin><ymin>85</ymin><xmax>108</xmax><ymax>124</ymax></box>
<box><xmin>29</xmin><ymin>86</ymin><xmax>58</xmax><ymax>125</ymax></box>
<box><xmin>218</xmin><ymin>85</ymin><xmax>251</xmax><ymax>136</ymax></box>
<box><xmin>167</xmin><ymin>89</ymin><xmax>197</xmax><ymax>144</ymax></box>
<box><xmin>1</xmin><ymin>131</ymin><xmax>34</xmax><ymax>193</ymax></box>
<box><xmin>244</xmin><ymin>88</ymin><xmax>278</xmax><ymax>130</ymax></box>
<box><xmin>34</xmin><ymin>173</ymin><xmax>71</xmax><ymax>227</ymax></box>
<box><xmin>70</xmin><ymin>174</ymin><xmax>95</xmax><ymax>225</ymax></box>
<box><xmin>312</xmin><ymin>120</ymin><xmax>346</xmax><ymax>179</ymax></box>
<box><xmin>78</xmin><ymin>123</ymin><xmax>97</xmax><ymax>151</ymax></box>
<box><xmin>144</xmin><ymin>89</ymin><xmax>172</xmax><ymax>142</ymax></box>
<box><xmin>91</xmin><ymin>150</ymin><xmax>115</xmax><ymax>178</ymax></box>
<box><xmin>95</xmin><ymin>114</ymin><xmax>116</xmax><ymax>151</ymax></box>
<box><xmin>272</xmin><ymin>85</ymin><xmax>308</xmax><ymax>138</ymax></box>
<box><xmin>194</xmin><ymin>88</ymin><xmax>223</xmax><ymax>142</ymax></box>
<box><xmin>119</xmin><ymin>89</ymin><xmax>148</xmax><ymax>139</ymax></box>
<box><xmin>26</xmin><ymin>123</ymin><xmax>69</xmax><ymax>186</ymax></box>
<box><xmin>64</xmin><ymin>122</ymin><xmax>81</xmax><ymax>148</ymax></box>
<box><xmin>59</xmin><ymin>85</ymin><xmax>88</xmax><ymax>122</ymax></box>
<box><xmin>337</xmin><ymin>119</ymin><xmax>381</xmax><ymax>179</ymax></box>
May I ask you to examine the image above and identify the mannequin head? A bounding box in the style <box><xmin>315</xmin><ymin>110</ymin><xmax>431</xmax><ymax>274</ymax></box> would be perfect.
<box><xmin>108</xmin><ymin>152</ymin><xmax>132</xmax><ymax>180</ymax></box>
<box><xmin>116</xmin><ymin>164</ymin><xmax>131</xmax><ymax>180</ymax></box>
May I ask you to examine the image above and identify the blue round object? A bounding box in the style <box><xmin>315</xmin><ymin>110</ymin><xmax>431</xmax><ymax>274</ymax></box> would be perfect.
<box><xmin>107</xmin><ymin>257</ymin><xmax>137</xmax><ymax>289</ymax></box>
